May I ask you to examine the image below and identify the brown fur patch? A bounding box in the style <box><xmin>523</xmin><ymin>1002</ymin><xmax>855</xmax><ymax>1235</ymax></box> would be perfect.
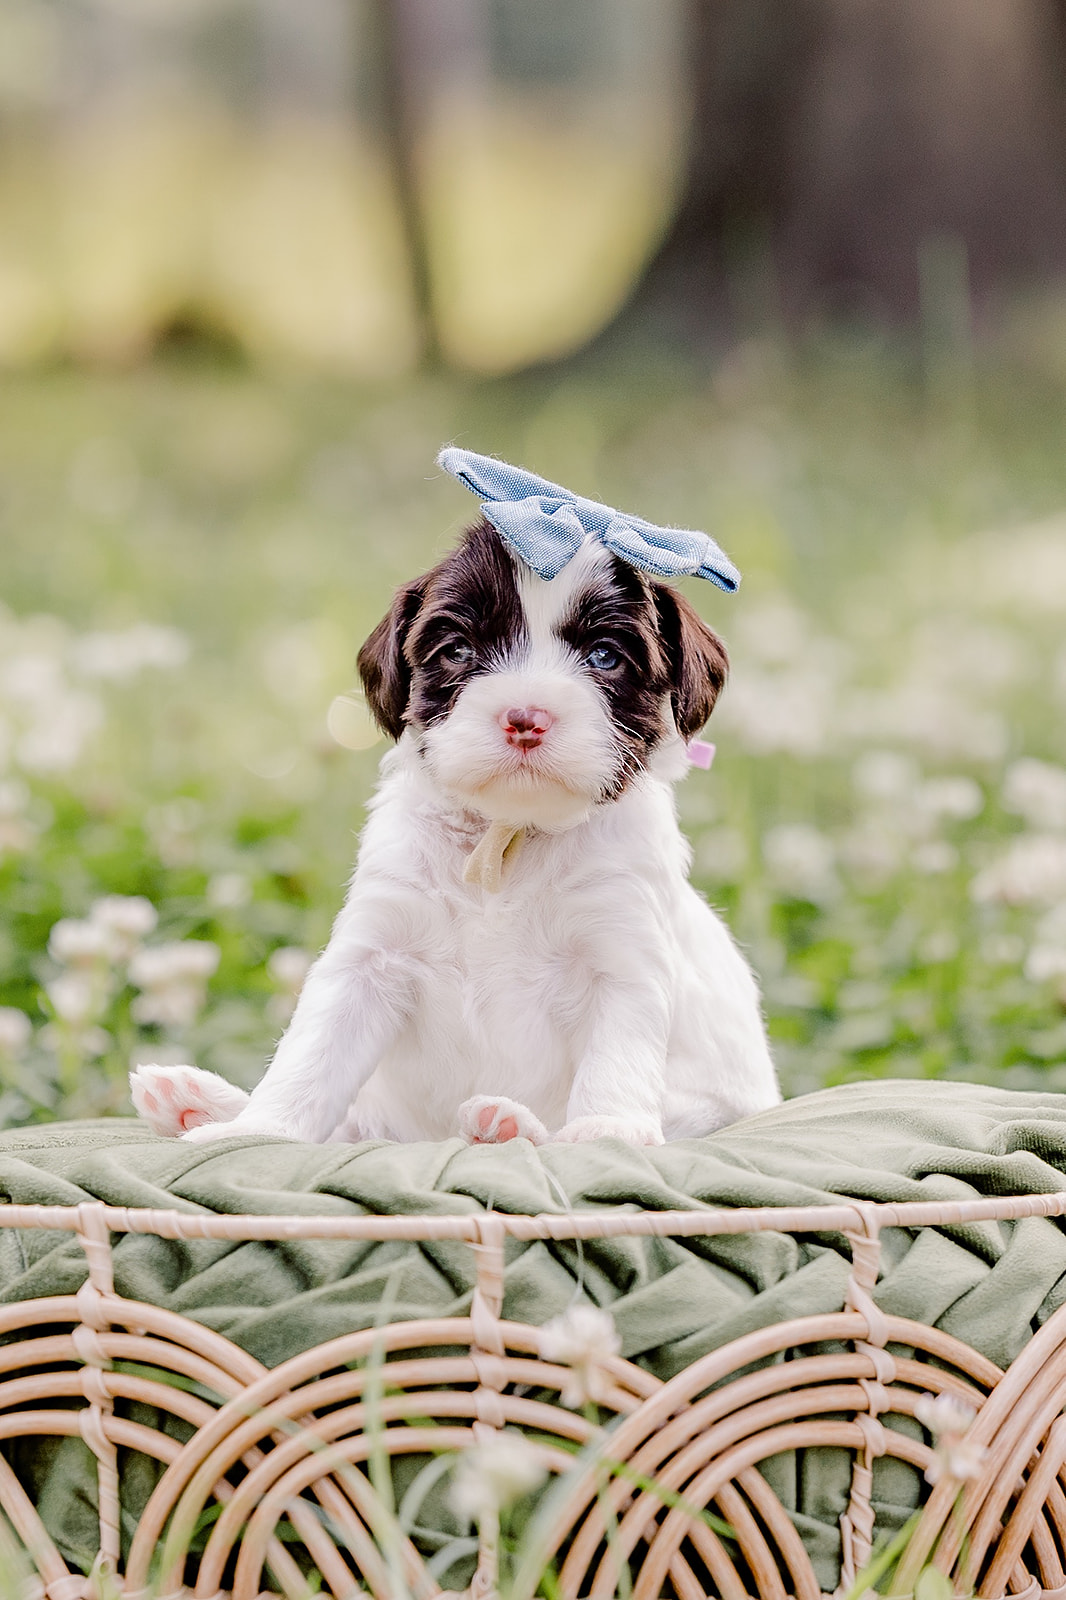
<box><xmin>652</xmin><ymin>584</ymin><xmax>729</xmax><ymax>740</ymax></box>
<box><xmin>557</xmin><ymin>556</ymin><xmax>673</xmax><ymax>795</ymax></box>
<box><xmin>358</xmin><ymin>520</ymin><xmax>523</xmax><ymax>738</ymax></box>
<box><xmin>357</xmin><ymin>574</ymin><xmax>429</xmax><ymax>740</ymax></box>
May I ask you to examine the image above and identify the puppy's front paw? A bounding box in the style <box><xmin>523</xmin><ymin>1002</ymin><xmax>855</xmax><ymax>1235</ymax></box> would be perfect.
<box><xmin>458</xmin><ymin>1095</ymin><xmax>549</xmax><ymax>1146</ymax></box>
<box><xmin>180</xmin><ymin>1115</ymin><xmax>293</xmax><ymax>1144</ymax></box>
<box><xmin>553</xmin><ymin>1116</ymin><xmax>664</xmax><ymax>1147</ymax></box>
<box><xmin>130</xmin><ymin>1063</ymin><xmax>249</xmax><ymax>1138</ymax></box>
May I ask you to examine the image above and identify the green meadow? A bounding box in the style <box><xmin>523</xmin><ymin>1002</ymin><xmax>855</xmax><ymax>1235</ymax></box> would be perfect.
<box><xmin>3</xmin><ymin>345</ymin><xmax>1066</xmax><ymax>1125</ymax></box>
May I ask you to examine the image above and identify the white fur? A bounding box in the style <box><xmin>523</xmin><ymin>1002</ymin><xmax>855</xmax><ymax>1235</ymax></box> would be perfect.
<box><xmin>137</xmin><ymin>541</ymin><xmax>780</xmax><ymax>1147</ymax></box>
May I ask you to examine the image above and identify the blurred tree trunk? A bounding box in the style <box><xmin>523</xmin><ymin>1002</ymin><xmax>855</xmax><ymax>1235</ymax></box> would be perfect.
<box><xmin>606</xmin><ymin>0</ymin><xmax>1066</xmax><ymax>346</ymax></box>
<box><xmin>369</xmin><ymin>0</ymin><xmax>441</xmax><ymax>365</ymax></box>
<box><xmin>369</xmin><ymin>0</ymin><xmax>492</xmax><ymax>368</ymax></box>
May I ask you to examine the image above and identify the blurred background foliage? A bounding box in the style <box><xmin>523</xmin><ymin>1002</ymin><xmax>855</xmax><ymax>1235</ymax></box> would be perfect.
<box><xmin>3</xmin><ymin>0</ymin><xmax>1066</xmax><ymax>1126</ymax></box>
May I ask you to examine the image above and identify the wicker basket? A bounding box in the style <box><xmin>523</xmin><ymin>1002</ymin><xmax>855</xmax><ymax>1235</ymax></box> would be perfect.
<box><xmin>1</xmin><ymin>1190</ymin><xmax>1066</xmax><ymax>1600</ymax></box>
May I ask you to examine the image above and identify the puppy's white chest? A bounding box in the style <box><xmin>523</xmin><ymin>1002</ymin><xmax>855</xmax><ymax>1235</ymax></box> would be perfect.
<box><xmin>450</xmin><ymin>874</ymin><xmax>591</xmax><ymax>1040</ymax></box>
<box><xmin>369</xmin><ymin>866</ymin><xmax>594</xmax><ymax>1136</ymax></box>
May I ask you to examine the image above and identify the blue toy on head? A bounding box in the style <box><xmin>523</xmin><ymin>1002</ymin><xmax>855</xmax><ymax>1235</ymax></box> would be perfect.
<box><xmin>437</xmin><ymin>446</ymin><xmax>741</xmax><ymax>594</ymax></box>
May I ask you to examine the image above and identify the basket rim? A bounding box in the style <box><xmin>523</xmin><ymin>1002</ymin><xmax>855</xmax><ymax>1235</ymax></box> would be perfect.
<box><xmin>0</xmin><ymin>1186</ymin><xmax>1064</xmax><ymax>1244</ymax></box>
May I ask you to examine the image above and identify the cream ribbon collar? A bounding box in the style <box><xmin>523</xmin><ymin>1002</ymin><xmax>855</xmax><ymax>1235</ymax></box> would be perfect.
<box><xmin>462</xmin><ymin>821</ymin><xmax>526</xmax><ymax>892</ymax></box>
<box><xmin>460</xmin><ymin>744</ymin><xmax>716</xmax><ymax>893</ymax></box>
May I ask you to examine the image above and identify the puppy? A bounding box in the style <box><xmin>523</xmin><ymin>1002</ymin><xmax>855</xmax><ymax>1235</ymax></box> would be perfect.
<box><xmin>133</xmin><ymin>514</ymin><xmax>779</xmax><ymax>1147</ymax></box>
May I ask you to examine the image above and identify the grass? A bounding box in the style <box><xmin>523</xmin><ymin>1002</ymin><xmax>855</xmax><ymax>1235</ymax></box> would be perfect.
<box><xmin>2</xmin><ymin>340</ymin><xmax>1066</xmax><ymax>1124</ymax></box>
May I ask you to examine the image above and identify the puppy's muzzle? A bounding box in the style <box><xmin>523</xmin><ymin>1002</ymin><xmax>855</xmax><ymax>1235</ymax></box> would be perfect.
<box><xmin>499</xmin><ymin>706</ymin><xmax>554</xmax><ymax>751</ymax></box>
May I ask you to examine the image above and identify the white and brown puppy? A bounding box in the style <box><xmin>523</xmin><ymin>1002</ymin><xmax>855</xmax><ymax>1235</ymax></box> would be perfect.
<box><xmin>132</xmin><ymin>518</ymin><xmax>779</xmax><ymax>1147</ymax></box>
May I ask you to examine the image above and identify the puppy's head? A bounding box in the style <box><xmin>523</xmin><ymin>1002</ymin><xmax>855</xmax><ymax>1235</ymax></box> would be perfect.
<box><xmin>358</xmin><ymin>521</ymin><xmax>727</xmax><ymax>828</ymax></box>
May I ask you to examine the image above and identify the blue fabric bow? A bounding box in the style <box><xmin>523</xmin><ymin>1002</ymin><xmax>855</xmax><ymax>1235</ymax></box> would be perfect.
<box><xmin>437</xmin><ymin>447</ymin><xmax>741</xmax><ymax>593</ymax></box>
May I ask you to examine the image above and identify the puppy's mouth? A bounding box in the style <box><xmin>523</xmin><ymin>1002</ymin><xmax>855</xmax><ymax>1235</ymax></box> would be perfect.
<box><xmin>471</xmin><ymin>738</ymin><xmax>589</xmax><ymax>795</ymax></box>
<box><xmin>420</xmin><ymin>718</ymin><xmax>610</xmax><ymax>829</ymax></box>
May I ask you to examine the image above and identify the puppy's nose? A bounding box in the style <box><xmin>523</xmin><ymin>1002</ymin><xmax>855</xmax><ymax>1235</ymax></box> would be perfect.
<box><xmin>499</xmin><ymin>706</ymin><xmax>553</xmax><ymax>749</ymax></box>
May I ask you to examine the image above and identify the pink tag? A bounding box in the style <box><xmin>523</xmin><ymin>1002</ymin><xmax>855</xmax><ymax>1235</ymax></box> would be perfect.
<box><xmin>686</xmin><ymin>739</ymin><xmax>716</xmax><ymax>769</ymax></box>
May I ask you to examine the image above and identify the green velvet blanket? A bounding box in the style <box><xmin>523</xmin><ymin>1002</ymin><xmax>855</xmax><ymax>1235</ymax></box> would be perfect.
<box><xmin>2</xmin><ymin>1078</ymin><xmax>1066</xmax><ymax>1587</ymax></box>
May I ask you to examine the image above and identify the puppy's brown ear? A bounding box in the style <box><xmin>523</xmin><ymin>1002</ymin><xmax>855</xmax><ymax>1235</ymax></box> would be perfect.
<box><xmin>357</xmin><ymin>577</ymin><xmax>427</xmax><ymax>741</ymax></box>
<box><xmin>653</xmin><ymin>585</ymin><xmax>729</xmax><ymax>740</ymax></box>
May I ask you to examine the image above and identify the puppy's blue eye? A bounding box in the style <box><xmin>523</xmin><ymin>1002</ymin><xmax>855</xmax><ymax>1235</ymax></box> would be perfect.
<box><xmin>440</xmin><ymin>640</ymin><xmax>474</xmax><ymax>666</ymax></box>
<box><xmin>586</xmin><ymin>645</ymin><xmax>619</xmax><ymax>671</ymax></box>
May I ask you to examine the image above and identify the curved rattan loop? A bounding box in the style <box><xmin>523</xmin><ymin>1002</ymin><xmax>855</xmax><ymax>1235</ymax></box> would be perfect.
<box><xmin>740</xmin><ymin>1464</ymin><xmax>823</xmax><ymax>1600</ymax></box>
<box><xmin>129</xmin><ymin>1319</ymin><xmax>652</xmax><ymax>1594</ymax></box>
<box><xmin>981</xmin><ymin>1414</ymin><xmax>1066</xmax><ymax>1596</ymax></box>
<box><xmin>893</xmin><ymin>1296</ymin><xmax>1066</xmax><ymax>1594</ymax></box>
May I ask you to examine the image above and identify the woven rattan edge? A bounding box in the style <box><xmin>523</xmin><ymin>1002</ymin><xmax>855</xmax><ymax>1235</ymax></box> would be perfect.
<box><xmin>0</xmin><ymin>1186</ymin><xmax>1063</xmax><ymax>1244</ymax></box>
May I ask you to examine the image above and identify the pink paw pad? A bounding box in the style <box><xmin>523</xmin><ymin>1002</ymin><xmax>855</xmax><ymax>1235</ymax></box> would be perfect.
<box><xmin>458</xmin><ymin>1094</ymin><xmax>548</xmax><ymax>1147</ymax></box>
<box><xmin>473</xmin><ymin>1105</ymin><xmax>519</xmax><ymax>1143</ymax></box>
<box><xmin>130</xmin><ymin>1064</ymin><xmax>249</xmax><ymax>1138</ymax></box>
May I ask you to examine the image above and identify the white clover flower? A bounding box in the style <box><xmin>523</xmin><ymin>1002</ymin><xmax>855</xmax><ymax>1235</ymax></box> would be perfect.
<box><xmin>90</xmin><ymin>895</ymin><xmax>158</xmax><ymax>940</ymax></box>
<box><xmin>971</xmin><ymin>835</ymin><xmax>1066</xmax><ymax>906</ymax></box>
<box><xmin>917</xmin><ymin>776</ymin><xmax>984</xmax><ymax>822</ymax></box>
<box><xmin>914</xmin><ymin>1393</ymin><xmax>976</xmax><ymax>1440</ymax></box>
<box><xmin>912</xmin><ymin>841</ymin><xmax>959</xmax><ymax>875</ymax></box>
<box><xmin>268</xmin><ymin>947</ymin><xmax>313</xmax><ymax>992</ymax></box>
<box><xmin>852</xmin><ymin>751</ymin><xmax>920</xmax><ymax>802</ymax></box>
<box><xmin>14</xmin><ymin>688</ymin><xmax>104</xmax><ymax>774</ymax></box>
<box><xmin>450</xmin><ymin>1431</ymin><xmax>547</xmax><ymax>1523</ymax></box>
<box><xmin>46</xmin><ymin>972</ymin><xmax>99</xmax><ymax>1027</ymax></box>
<box><xmin>88</xmin><ymin>895</ymin><xmax>158</xmax><ymax>962</ymax></box>
<box><xmin>915</xmin><ymin>1392</ymin><xmax>987</xmax><ymax>1486</ymax></box>
<box><xmin>130</xmin><ymin>986</ymin><xmax>204</xmax><ymax>1029</ymax></box>
<box><xmin>0</xmin><ymin>778</ymin><xmax>37</xmax><ymax>857</ymax></box>
<box><xmin>70</xmin><ymin>624</ymin><xmax>189</xmax><ymax>682</ymax></box>
<box><xmin>925</xmin><ymin>1438</ymin><xmax>991</xmax><ymax>1485</ymax></box>
<box><xmin>0</xmin><ymin>1008</ymin><xmax>31</xmax><ymax>1057</ymax></box>
<box><xmin>962</xmin><ymin>518</ymin><xmax>1066</xmax><ymax>615</ymax></box>
<box><xmin>48</xmin><ymin>919</ymin><xmax>116</xmax><ymax>967</ymax></box>
<box><xmin>0</xmin><ymin>778</ymin><xmax>29</xmax><ymax>817</ymax></box>
<box><xmin>129</xmin><ymin>940</ymin><xmax>220</xmax><ymax>1029</ymax></box>
<box><xmin>1003</xmin><ymin>758</ymin><xmax>1066</xmax><ymax>831</ymax></box>
<box><xmin>129</xmin><ymin>941</ymin><xmax>220</xmax><ymax>988</ymax></box>
<box><xmin>179</xmin><ymin>941</ymin><xmax>221</xmax><ymax>978</ymax></box>
<box><xmin>539</xmin><ymin>1303</ymin><xmax>622</xmax><ymax>1410</ymax></box>
<box><xmin>1025</xmin><ymin>946</ymin><xmax>1066</xmax><ymax>985</ymax></box>
<box><xmin>1</xmin><ymin>651</ymin><xmax>65</xmax><ymax>705</ymax></box>
<box><xmin>207</xmin><ymin>872</ymin><xmax>252</xmax><ymax>910</ymax></box>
